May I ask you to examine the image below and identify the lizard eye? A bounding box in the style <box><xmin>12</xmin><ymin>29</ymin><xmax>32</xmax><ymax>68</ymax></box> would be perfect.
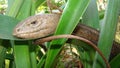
<box><xmin>16</xmin><ymin>28</ymin><xmax>20</xmax><ymax>32</ymax></box>
<box><xmin>31</xmin><ymin>21</ymin><xmax>37</xmax><ymax>25</ymax></box>
<box><xmin>26</xmin><ymin>20</ymin><xmax>38</xmax><ymax>27</ymax></box>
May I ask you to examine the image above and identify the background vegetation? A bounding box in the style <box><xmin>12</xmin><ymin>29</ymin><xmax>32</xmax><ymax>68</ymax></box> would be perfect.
<box><xmin>0</xmin><ymin>0</ymin><xmax>120</xmax><ymax>68</ymax></box>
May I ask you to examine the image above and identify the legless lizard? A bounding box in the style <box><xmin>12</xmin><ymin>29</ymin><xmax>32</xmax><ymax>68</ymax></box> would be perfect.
<box><xmin>13</xmin><ymin>13</ymin><xmax>120</xmax><ymax>61</ymax></box>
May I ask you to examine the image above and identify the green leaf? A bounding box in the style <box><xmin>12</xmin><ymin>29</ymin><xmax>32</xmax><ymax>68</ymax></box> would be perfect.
<box><xmin>45</xmin><ymin>0</ymin><xmax>90</xmax><ymax>67</ymax></box>
<box><xmin>14</xmin><ymin>45</ymin><xmax>31</xmax><ymax>68</ymax></box>
<box><xmin>110</xmin><ymin>54</ymin><xmax>120</xmax><ymax>68</ymax></box>
<box><xmin>34</xmin><ymin>0</ymin><xmax>45</xmax><ymax>9</ymax></box>
<box><xmin>30</xmin><ymin>52</ymin><xmax>37</xmax><ymax>68</ymax></box>
<box><xmin>0</xmin><ymin>14</ymin><xmax>20</xmax><ymax>40</ymax></box>
<box><xmin>29</xmin><ymin>42</ymin><xmax>37</xmax><ymax>68</ymax></box>
<box><xmin>82</xmin><ymin>0</ymin><xmax>99</xmax><ymax>29</ymax></box>
<box><xmin>0</xmin><ymin>42</ymin><xmax>6</xmax><ymax>68</ymax></box>
<box><xmin>16</xmin><ymin>0</ymin><xmax>32</xmax><ymax>20</ymax></box>
<box><xmin>81</xmin><ymin>0</ymin><xmax>99</xmax><ymax>67</ymax></box>
<box><xmin>37</xmin><ymin>55</ymin><xmax>46</xmax><ymax>68</ymax></box>
<box><xmin>6</xmin><ymin>0</ymin><xmax>24</xmax><ymax>17</ymax></box>
<box><xmin>93</xmin><ymin>0</ymin><xmax>120</xmax><ymax>67</ymax></box>
<box><xmin>31</xmin><ymin>0</ymin><xmax>45</xmax><ymax>15</ymax></box>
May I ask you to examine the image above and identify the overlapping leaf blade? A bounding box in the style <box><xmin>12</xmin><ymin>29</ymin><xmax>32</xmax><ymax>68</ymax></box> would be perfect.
<box><xmin>45</xmin><ymin>0</ymin><xmax>90</xmax><ymax>67</ymax></box>
<box><xmin>93</xmin><ymin>0</ymin><xmax>120</xmax><ymax>67</ymax></box>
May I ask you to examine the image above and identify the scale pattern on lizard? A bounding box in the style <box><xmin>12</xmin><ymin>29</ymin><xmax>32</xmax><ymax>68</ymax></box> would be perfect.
<box><xmin>13</xmin><ymin>13</ymin><xmax>120</xmax><ymax>60</ymax></box>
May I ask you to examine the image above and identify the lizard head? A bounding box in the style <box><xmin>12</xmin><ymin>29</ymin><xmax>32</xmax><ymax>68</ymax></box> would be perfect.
<box><xmin>13</xmin><ymin>14</ymin><xmax>60</xmax><ymax>39</ymax></box>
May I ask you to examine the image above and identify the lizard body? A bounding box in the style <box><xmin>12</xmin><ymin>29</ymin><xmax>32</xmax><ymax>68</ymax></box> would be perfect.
<box><xmin>13</xmin><ymin>14</ymin><xmax>120</xmax><ymax>60</ymax></box>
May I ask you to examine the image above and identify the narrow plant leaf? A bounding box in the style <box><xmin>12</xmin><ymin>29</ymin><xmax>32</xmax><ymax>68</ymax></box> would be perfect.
<box><xmin>30</xmin><ymin>52</ymin><xmax>37</xmax><ymax>68</ymax></box>
<box><xmin>80</xmin><ymin>0</ymin><xmax>99</xmax><ymax>67</ymax></box>
<box><xmin>37</xmin><ymin>55</ymin><xmax>46</xmax><ymax>68</ymax></box>
<box><xmin>16</xmin><ymin>0</ymin><xmax>32</xmax><ymax>20</ymax></box>
<box><xmin>6</xmin><ymin>0</ymin><xmax>14</xmax><ymax>13</ymax></box>
<box><xmin>6</xmin><ymin>0</ymin><xmax>24</xmax><ymax>17</ymax></box>
<box><xmin>35</xmin><ymin>0</ymin><xmax>45</xmax><ymax>9</ymax></box>
<box><xmin>83</xmin><ymin>51</ymin><xmax>94</xmax><ymax>68</ymax></box>
<box><xmin>110</xmin><ymin>54</ymin><xmax>120</xmax><ymax>68</ymax></box>
<box><xmin>29</xmin><ymin>42</ymin><xmax>37</xmax><ymax>68</ymax></box>
<box><xmin>0</xmin><ymin>42</ymin><xmax>6</xmax><ymax>68</ymax></box>
<box><xmin>31</xmin><ymin>0</ymin><xmax>45</xmax><ymax>15</ymax></box>
<box><xmin>0</xmin><ymin>14</ymin><xmax>20</xmax><ymax>40</ymax></box>
<box><xmin>14</xmin><ymin>45</ymin><xmax>31</xmax><ymax>68</ymax></box>
<box><xmin>93</xmin><ymin>0</ymin><xmax>120</xmax><ymax>67</ymax></box>
<box><xmin>45</xmin><ymin>0</ymin><xmax>90</xmax><ymax>67</ymax></box>
<box><xmin>82</xmin><ymin>0</ymin><xmax>99</xmax><ymax>29</ymax></box>
<box><xmin>31</xmin><ymin>1</ymin><xmax>36</xmax><ymax>15</ymax></box>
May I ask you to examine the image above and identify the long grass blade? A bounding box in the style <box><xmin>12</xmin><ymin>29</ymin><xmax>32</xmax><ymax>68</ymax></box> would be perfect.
<box><xmin>81</xmin><ymin>0</ymin><xmax>99</xmax><ymax>67</ymax></box>
<box><xmin>45</xmin><ymin>0</ymin><xmax>90</xmax><ymax>67</ymax></box>
<box><xmin>14</xmin><ymin>45</ymin><xmax>31</xmax><ymax>68</ymax></box>
<box><xmin>6</xmin><ymin>0</ymin><xmax>24</xmax><ymax>17</ymax></box>
<box><xmin>110</xmin><ymin>54</ymin><xmax>120</xmax><ymax>68</ymax></box>
<box><xmin>93</xmin><ymin>0</ymin><xmax>120</xmax><ymax>67</ymax></box>
<box><xmin>16</xmin><ymin>0</ymin><xmax>32</xmax><ymax>20</ymax></box>
<box><xmin>82</xmin><ymin>0</ymin><xmax>99</xmax><ymax>29</ymax></box>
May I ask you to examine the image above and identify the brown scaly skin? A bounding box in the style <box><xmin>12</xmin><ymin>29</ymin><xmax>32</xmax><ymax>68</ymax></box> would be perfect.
<box><xmin>13</xmin><ymin>14</ymin><xmax>120</xmax><ymax>61</ymax></box>
<box><xmin>34</xmin><ymin>23</ymin><xmax>120</xmax><ymax>61</ymax></box>
<box><xmin>73</xmin><ymin>24</ymin><xmax>120</xmax><ymax>60</ymax></box>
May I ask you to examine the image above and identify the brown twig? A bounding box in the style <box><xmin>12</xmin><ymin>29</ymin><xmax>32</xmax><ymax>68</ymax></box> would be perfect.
<box><xmin>47</xmin><ymin>0</ymin><xmax>63</xmax><ymax>13</ymax></box>
<box><xmin>34</xmin><ymin>34</ymin><xmax>110</xmax><ymax>68</ymax></box>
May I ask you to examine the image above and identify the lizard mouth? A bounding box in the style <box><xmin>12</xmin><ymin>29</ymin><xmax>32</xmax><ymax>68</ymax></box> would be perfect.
<box><xmin>13</xmin><ymin>32</ymin><xmax>36</xmax><ymax>39</ymax></box>
<box><xmin>13</xmin><ymin>28</ymin><xmax>55</xmax><ymax>39</ymax></box>
<box><xmin>13</xmin><ymin>31</ymin><xmax>39</xmax><ymax>39</ymax></box>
